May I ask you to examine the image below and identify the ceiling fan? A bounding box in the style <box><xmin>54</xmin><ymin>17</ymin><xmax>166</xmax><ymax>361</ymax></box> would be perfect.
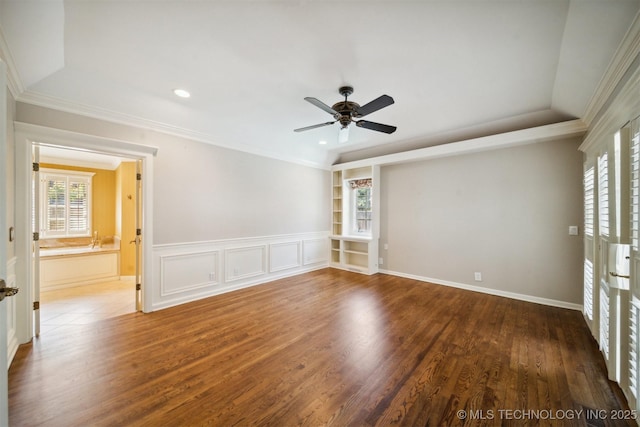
<box><xmin>294</xmin><ymin>86</ymin><xmax>396</xmax><ymax>143</ymax></box>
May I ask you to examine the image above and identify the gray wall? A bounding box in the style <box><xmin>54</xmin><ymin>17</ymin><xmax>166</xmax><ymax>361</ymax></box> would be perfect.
<box><xmin>15</xmin><ymin>103</ymin><xmax>330</xmax><ymax>245</ymax></box>
<box><xmin>379</xmin><ymin>136</ymin><xmax>584</xmax><ymax>304</ymax></box>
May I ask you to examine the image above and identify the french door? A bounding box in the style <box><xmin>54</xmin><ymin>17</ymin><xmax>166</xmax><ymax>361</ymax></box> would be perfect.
<box><xmin>587</xmin><ymin>121</ymin><xmax>639</xmax><ymax>409</ymax></box>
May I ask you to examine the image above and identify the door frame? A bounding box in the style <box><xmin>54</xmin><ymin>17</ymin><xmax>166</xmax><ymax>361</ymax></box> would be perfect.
<box><xmin>0</xmin><ymin>57</ymin><xmax>10</xmax><ymax>427</ymax></box>
<box><xmin>14</xmin><ymin>122</ymin><xmax>157</xmax><ymax>343</ymax></box>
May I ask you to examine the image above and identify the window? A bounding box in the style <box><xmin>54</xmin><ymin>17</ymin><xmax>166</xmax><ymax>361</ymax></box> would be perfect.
<box><xmin>40</xmin><ymin>169</ymin><xmax>94</xmax><ymax>238</ymax></box>
<box><xmin>348</xmin><ymin>178</ymin><xmax>372</xmax><ymax>235</ymax></box>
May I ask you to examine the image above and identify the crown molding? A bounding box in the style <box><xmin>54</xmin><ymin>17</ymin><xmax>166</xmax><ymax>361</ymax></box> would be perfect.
<box><xmin>579</xmin><ymin>61</ymin><xmax>640</xmax><ymax>155</ymax></box>
<box><xmin>17</xmin><ymin>90</ymin><xmax>331</xmax><ymax>170</ymax></box>
<box><xmin>334</xmin><ymin>119</ymin><xmax>587</xmax><ymax>170</ymax></box>
<box><xmin>582</xmin><ymin>9</ymin><xmax>640</xmax><ymax>126</ymax></box>
<box><xmin>0</xmin><ymin>25</ymin><xmax>25</xmax><ymax>99</ymax></box>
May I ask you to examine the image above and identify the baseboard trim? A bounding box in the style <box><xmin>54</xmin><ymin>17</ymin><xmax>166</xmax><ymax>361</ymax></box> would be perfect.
<box><xmin>379</xmin><ymin>269</ymin><xmax>583</xmax><ymax>311</ymax></box>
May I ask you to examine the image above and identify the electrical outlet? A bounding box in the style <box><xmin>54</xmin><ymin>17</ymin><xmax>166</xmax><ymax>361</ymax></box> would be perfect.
<box><xmin>474</xmin><ymin>272</ymin><xmax>482</xmax><ymax>282</ymax></box>
<box><xmin>379</xmin><ymin>257</ymin><xmax>384</xmax><ymax>265</ymax></box>
<box><xmin>209</xmin><ymin>272</ymin><xmax>216</xmax><ymax>281</ymax></box>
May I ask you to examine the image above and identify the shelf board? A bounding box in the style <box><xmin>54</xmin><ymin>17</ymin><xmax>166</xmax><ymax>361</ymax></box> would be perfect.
<box><xmin>343</xmin><ymin>263</ymin><xmax>366</xmax><ymax>271</ymax></box>
<box><xmin>330</xmin><ymin>235</ymin><xmax>372</xmax><ymax>242</ymax></box>
<box><xmin>344</xmin><ymin>249</ymin><xmax>368</xmax><ymax>256</ymax></box>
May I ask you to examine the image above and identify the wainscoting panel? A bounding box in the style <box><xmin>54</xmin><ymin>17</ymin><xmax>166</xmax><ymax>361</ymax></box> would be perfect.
<box><xmin>303</xmin><ymin>238</ymin><xmax>329</xmax><ymax>266</ymax></box>
<box><xmin>160</xmin><ymin>250</ymin><xmax>219</xmax><ymax>297</ymax></box>
<box><xmin>269</xmin><ymin>241</ymin><xmax>301</xmax><ymax>273</ymax></box>
<box><xmin>225</xmin><ymin>246</ymin><xmax>267</xmax><ymax>282</ymax></box>
<box><xmin>152</xmin><ymin>232</ymin><xmax>329</xmax><ymax>311</ymax></box>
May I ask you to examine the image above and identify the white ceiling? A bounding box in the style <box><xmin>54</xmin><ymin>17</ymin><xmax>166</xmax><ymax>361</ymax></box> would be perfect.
<box><xmin>1</xmin><ymin>0</ymin><xmax>639</xmax><ymax>168</ymax></box>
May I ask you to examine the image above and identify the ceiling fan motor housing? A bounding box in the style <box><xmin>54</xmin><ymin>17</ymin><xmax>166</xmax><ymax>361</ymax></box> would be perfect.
<box><xmin>333</xmin><ymin>101</ymin><xmax>360</xmax><ymax>127</ymax></box>
<box><xmin>334</xmin><ymin>86</ymin><xmax>360</xmax><ymax>127</ymax></box>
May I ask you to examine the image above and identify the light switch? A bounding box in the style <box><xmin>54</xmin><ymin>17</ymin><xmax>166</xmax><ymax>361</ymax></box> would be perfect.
<box><xmin>569</xmin><ymin>225</ymin><xmax>579</xmax><ymax>236</ymax></box>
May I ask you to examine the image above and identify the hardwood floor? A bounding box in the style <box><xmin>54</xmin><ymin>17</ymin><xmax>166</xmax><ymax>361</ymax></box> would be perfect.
<box><xmin>8</xmin><ymin>269</ymin><xmax>632</xmax><ymax>426</ymax></box>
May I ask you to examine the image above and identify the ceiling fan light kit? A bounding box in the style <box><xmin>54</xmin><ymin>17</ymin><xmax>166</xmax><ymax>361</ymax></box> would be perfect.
<box><xmin>294</xmin><ymin>86</ymin><xmax>396</xmax><ymax>143</ymax></box>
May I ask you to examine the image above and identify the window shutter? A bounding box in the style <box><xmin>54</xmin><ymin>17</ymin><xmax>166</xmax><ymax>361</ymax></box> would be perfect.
<box><xmin>630</xmin><ymin>300</ymin><xmax>640</xmax><ymax>398</ymax></box>
<box><xmin>40</xmin><ymin>169</ymin><xmax>93</xmax><ymax>238</ymax></box>
<box><xmin>46</xmin><ymin>176</ymin><xmax>67</xmax><ymax>233</ymax></box>
<box><xmin>599</xmin><ymin>153</ymin><xmax>609</xmax><ymax>237</ymax></box>
<box><xmin>68</xmin><ymin>180</ymin><xmax>89</xmax><ymax>232</ymax></box>
<box><xmin>632</xmin><ymin>129</ymin><xmax>640</xmax><ymax>250</ymax></box>
<box><xmin>584</xmin><ymin>166</ymin><xmax>595</xmax><ymax>237</ymax></box>
<box><xmin>600</xmin><ymin>282</ymin><xmax>610</xmax><ymax>361</ymax></box>
<box><xmin>584</xmin><ymin>259</ymin><xmax>594</xmax><ymax>321</ymax></box>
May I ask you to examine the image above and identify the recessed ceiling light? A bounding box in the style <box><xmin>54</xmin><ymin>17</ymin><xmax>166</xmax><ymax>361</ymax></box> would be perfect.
<box><xmin>173</xmin><ymin>89</ymin><xmax>191</xmax><ymax>98</ymax></box>
<box><xmin>319</xmin><ymin>140</ymin><xmax>327</xmax><ymax>145</ymax></box>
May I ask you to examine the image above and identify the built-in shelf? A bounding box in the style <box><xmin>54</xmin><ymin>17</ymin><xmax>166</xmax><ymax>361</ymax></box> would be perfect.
<box><xmin>331</xmin><ymin>170</ymin><xmax>343</xmax><ymax>236</ymax></box>
<box><xmin>329</xmin><ymin>235</ymin><xmax>374</xmax><ymax>272</ymax></box>
<box><xmin>329</xmin><ymin>165</ymin><xmax>380</xmax><ymax>275</ymax></box>
<box><xmin>329</xmin><ymin>165</ymin><xmax>380</xmax><ymax>274</ymax></box>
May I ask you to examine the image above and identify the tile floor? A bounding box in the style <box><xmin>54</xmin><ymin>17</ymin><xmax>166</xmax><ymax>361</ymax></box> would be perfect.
<box><xmin>39</xmin><ymin>279</ymin><xmax>137</xmax><ymax>334</ymax></box>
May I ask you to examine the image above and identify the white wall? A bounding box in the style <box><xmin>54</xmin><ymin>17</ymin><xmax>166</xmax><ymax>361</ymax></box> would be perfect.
<box><xmin>379</xmin><ymin>136</ymin><xmax>584</xmax><ymax>305</ymax></box>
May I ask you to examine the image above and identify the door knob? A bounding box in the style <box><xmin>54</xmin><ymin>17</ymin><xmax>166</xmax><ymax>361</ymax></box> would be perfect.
<box><xmin>0</xmin><ymin>279</ymin><xmax>18</xmax><ymax>302</ymax></box>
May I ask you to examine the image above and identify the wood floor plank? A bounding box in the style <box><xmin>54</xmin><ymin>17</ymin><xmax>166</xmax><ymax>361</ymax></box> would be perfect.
<box><xmin>8</xmin><ymin>269</ymin><xmax>634</xmax><ymax>426</ymax></box>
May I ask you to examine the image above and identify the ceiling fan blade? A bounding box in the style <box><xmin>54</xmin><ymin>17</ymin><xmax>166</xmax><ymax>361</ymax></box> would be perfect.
<box><xmin>356</xmin><ymin>94</ymin><xmax>394</xmax><ymax>117</ymax></box>
<box><xmin>356</xmin><ymin>120</ymin><xmax>397</xmax><ymax>134</ymax></box>
<box><xmin>338</xmin><ymin>126</ymin><xmax>350</xmax><ymax>143</ymax></box>
<box><xmin>294</xmin><ymin>121</ymin><xmax>336</xmax><ymax>132</ymax></box>
<box><xmin>304</xmin><ymin>97</ymin><xmax>341</xmax><ymax>118</ymax></box>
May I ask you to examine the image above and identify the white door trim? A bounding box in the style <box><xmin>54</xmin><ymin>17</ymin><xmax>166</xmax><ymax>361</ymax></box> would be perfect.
<box><xmin>14</xmin><ymin>122</ymin><xmax>157</xmax><ymax>343</ymax></box>
<box><xmin>0</xmin><ymin>57</ymin><xmax>10</xmax><ymax>427</ymax></box>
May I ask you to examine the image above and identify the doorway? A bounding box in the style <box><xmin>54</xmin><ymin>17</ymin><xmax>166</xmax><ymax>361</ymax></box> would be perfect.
<box><xmin>14</xmin><ymin>123</ymin><xmax>156</xmax><ymax>344</ymax></box>
<box><xmin>35</xmin><ymin>145</ymin><xmax>139</xmax><ymax>334</ymax></box>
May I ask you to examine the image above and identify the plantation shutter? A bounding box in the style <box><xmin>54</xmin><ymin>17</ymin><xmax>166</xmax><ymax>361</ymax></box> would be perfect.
<box><xmin>584</xmin><ymin>259</ymin><xmax>594</xmax><ymax>321</ymax></box>
<box><xmin>599</xmin><ymin>153</ymin><xmax>609</xmax><ymax>237</ymax></box>
<box><xmin>584</xmin><ymin>167</ymin><xmax>595</xmax><ymax>237</ymax></box>
<box><xmin>68</xmin><ymin>179</ymin><xmax>89</xmax><ymax>232</ymax></box>
<box><xmin>632</xmin><ymin>129</ymin><xmax>640</xmax><ymax>250</ymax></box>
<box><xmin>600</xmin><ymin>283</ymin><xmax>610</xmax><ymax>361</ymax></box>
<box><xmin>630</xmin><ymin>119</ymin><xmax>640</xmax><ymax>400</ymax></box>
<box><xmin>41</xmin><ymin>169</ymin><xmax>93</xmax><ymax>237</ymax></box>
<box><xmin>45</xmin><ymin>175</ymin><xmax>67</xmax><ymax>233</ymax></box>
<box><xmin>631</xmin><ymin>302</ymin><xmax>639</xmax><ymax>399</ymax></box>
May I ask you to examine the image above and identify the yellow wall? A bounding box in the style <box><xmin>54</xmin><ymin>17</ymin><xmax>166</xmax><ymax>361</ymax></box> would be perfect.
<box><xmin>43</xmin><ymin>162</ymin><xmax>138</xmax><ymax>275</ymax></box>
<box><xmin>116</xmin><ymin>162</ymin><xmax>137</xmax><ymax>276</ymax></box>
<box><xmin>41</xmin><ymin>163</ymin><xmax>116</xmax><ymax>238</ymax></box>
